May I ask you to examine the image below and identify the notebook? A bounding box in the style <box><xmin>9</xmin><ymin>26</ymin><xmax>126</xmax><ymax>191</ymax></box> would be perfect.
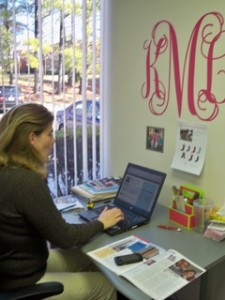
<box><xmin>79</xmin><ymin>163</ymin><xmax>166</xmax><ymax>235</ymax></box>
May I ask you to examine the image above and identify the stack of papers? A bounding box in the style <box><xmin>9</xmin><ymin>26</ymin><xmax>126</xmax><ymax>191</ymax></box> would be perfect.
<box><xmin>71</xmin><ymin>177</ymin><xmax>121</xmax><ymax>202</ymax></box>
<box><xmin>204</xmin><ymin>221</ymin><xmax>225</xmax><ymax>241</ymax></box>
<box><xmin>53</xmin><ymin>194</ymin><xmax>84</xmax><ymax>212</ymax></box>
<box><xmin>204</xmin><ymin>204</ymin><xmax>225</xmax><ymax>241</ymax></box>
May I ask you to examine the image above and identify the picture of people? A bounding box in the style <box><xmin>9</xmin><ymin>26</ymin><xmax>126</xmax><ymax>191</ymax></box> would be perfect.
<box><xmin>146</xmin><ymin>126</ymin><xmax>164</xmax><ymax>152</ymax></box>
<box><xmin>181</xmin><ymin>269</ymin><xmax>197</xmax><ymax>281</ymax></box>
<box><xmin>169</xmin><ymin>258</ymin><xmax>201</xmax><ymax>282</ymax></box>
<box><xmin>174</xmin><ymin>259</ymin><xmax>190</xmax><ymax>270</ymax></box>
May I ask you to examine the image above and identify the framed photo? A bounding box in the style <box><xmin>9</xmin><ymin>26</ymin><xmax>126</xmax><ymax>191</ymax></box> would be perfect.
<box><xmin>146</xmin><ymin>126</ymin><xmax>164</xmax><ymax>153</ymax></box>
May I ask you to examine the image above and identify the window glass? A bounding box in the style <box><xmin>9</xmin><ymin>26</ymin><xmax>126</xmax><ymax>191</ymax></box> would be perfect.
<box><xmin>0</xmin><ymin>0</ymin><xmax>102</xmax><ymax>197</ymax></box>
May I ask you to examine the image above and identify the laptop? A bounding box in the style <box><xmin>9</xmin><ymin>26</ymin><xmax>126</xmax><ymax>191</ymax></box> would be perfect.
<box><xmin>79</xmin><ymin>163</ymin><xmax>166</xmax><ymax>235</ymax></box>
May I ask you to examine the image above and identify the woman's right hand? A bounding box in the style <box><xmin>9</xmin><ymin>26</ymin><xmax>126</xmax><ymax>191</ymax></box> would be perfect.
<box><xmin>97</xmin><ymin>207</ymin><xmax>124</xmax><ymax>230</ymax></box>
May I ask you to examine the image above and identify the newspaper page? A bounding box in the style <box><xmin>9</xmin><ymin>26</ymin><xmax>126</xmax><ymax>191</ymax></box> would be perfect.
<box><xmin>87</xmin><ymin>235</ymin><xmax>165</xmax><ymax>275</ymax></box>
<box><xmin>87</xmin><ymin>235</ymin><xmax>206</xmax><ymax>300</ymax></box>
<box><xmin>121</xmin><ymin>249</ymin><xmax>205</xmax><ymax>300</ymax></box>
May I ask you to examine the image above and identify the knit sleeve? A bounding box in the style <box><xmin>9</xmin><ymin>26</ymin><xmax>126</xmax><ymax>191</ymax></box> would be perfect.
<box><xmin>14</xmin><ymin>169</ymin><xmax>104</xmax><ymax>249</ymax></box>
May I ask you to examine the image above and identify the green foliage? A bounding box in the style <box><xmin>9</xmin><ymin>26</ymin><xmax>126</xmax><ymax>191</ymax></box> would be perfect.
<box><xmin>1</xmin><ymin>0</ymin><xmax>101</xmax><ymax>86</ymax></box>
<box><xmin>54</xmin><ymin>126</ymin><xmax>100</xmax><ymax>189</ymax></box>
<box><xmin>64</xmin><ymin>47</ymin><xmax>82</xmax><ymax>75</ymax></box>
<box><xmin>42</xmin><ymin>0</ymin><xmax>77</xmax><ymax>16</ymax></box>
<box><xmin>0</xmin><ymin>25</ymin><xmax>13</xmax><ymax>73</ymax></box>
<box><xmin>0</xmin><ymin>0</ymin><xmax>32</xmax><ymax>75</ymax></box>
<box><xmin>22</xmin><ymin>38</ymin><xmax>52</xmax><ymax>69</ymax></box>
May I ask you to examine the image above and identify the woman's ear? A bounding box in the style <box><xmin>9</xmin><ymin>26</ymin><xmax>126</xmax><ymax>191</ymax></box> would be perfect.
<box><xmin>28</xmin><ymin>131</ymin><xmax>36</xmax><ymax>145</ymax></box>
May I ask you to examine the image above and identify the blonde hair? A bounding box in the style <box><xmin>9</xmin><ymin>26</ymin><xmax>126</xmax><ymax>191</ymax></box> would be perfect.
<box><xmin>0</xmin><ymin>103</ymin><xmax>54</xmax><ymax>177</ymax></box>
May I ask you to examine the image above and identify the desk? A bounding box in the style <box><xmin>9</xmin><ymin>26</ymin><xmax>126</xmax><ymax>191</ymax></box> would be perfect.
<box><xmin>64</xmin><ymin>203</ymin><xmax>225</xmax><ymax>300</ymax></box>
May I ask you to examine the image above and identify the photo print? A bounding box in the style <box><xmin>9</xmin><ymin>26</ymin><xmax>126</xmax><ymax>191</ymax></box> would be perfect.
<box><xmin>146</xmin><ymin>126</ymin><xmax>164</xmax><ymax>153</ymax></box>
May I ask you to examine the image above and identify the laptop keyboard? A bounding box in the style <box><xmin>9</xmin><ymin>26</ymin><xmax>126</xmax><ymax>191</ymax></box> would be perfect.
<box><xmin>119</xmin><ymin>211</ymin><xmax>146</xmax><ymax>228</ymax></box>
<box><xmin>121</xmin><ymin>210</ymin><xmax>136</xmax><ymax>225</ymax></box>
<box><xmin>83</xmin><ymin>206</ymin><xmax>107</xmax><ymax>220</ymax></box>
<box><xmin>89</xmin><ymin>205</ymin><xmax>145</xmax><ymax>227</ymax></box>
<box><xmin>98</xmin><ymin>207</ymin><xmax>145</xmax><ymax>228</ymax></box>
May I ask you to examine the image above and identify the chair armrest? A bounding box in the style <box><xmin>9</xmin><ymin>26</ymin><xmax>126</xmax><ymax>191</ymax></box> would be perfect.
<box><xmin>0</xmin><ymin>281</ymin><xmax>64</xmax><ymax>300</ymax></box>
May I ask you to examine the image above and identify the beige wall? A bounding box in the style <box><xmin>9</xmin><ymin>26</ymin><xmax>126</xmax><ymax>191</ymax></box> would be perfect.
<box><xmin>103</xmin><ymin>0</ymin><xmax>225</xmax><ymax>207</ymax></box>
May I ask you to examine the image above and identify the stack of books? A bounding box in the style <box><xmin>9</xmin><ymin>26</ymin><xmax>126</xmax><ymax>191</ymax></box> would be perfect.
<box><xmin>71</xmin><ymin>177</ymin><xmax>121</xmax><ymax>202</ymax></box>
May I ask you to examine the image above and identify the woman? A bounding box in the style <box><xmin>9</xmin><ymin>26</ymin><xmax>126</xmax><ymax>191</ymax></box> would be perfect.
<box><xmin>0</xmin><ymin>103</ymin><xmax>124</xmax><ymax>299</ymax></box>
<box><xmin>181</xmin><ymin>269</ymin><xmax>197</xmax><ymax>281</ymax></box>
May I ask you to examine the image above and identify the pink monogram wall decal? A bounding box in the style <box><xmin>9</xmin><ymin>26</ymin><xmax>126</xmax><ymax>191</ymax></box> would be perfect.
<box><xmin>141</xmin><ymin>12</ymin><xmax>225</xmax><ymax>121</ymax></box>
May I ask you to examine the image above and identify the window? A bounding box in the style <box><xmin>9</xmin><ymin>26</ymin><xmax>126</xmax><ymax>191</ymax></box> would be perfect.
<box><xmin>0</xmin><ymin>0</ymin><xmax>102</xmax><ymax>197</ymax></box>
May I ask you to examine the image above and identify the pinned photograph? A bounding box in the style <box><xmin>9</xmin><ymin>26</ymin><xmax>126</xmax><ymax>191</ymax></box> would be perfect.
<box><xmin>146</xmin><ymin>126</ymin><xmax>164</xmax><ymax>153</ymax></box>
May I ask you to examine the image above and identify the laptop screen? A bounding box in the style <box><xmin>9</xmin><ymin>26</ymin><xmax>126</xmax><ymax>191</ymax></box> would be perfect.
<box><xmin>115</xmin><ymin>163</ymin><xmax>166</xmax><ymax>218</ymax></box>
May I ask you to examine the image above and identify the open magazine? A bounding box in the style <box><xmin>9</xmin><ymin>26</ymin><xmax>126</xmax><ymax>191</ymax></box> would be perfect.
<box><xmin>87</xmin><ymin>235</ymin><xmax>206</xmax><ymax>300</ymax></box>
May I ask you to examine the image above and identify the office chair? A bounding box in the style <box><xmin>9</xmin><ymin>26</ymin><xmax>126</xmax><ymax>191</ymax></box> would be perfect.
<box><xmin>0</xmin><ymin>281</ymin><xmax>64</xmax><ymax>300</ymax></box>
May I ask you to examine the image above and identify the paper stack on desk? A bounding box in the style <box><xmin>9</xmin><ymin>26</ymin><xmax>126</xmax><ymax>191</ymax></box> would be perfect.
<box><xmin>71</xmin><ymin>177</ymin><xmax>121</xmax><ymax>202</ymax></box>
<box><xmin>53</xmin><ymin>194</ymin><xmax>84</xmax><ymax>212</ymax></box>
<box><xmin>204</xmin><ymin>204</ymin><xmax>225</xmax><ymax>241</ymax></box>
<box><xmin>204</xmin><ymin>221</ymin><xmax>225</xmax><ymax>241</ymax></box>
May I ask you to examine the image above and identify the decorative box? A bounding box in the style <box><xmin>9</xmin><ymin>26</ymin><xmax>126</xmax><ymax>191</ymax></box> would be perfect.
<box><xmin>169</xmin><ymin>200</ymin><xmax>195</xmax><ymax>229</ymax></box>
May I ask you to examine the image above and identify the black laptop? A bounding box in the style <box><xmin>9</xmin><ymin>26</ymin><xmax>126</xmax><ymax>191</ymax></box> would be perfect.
<box><xmin>79</xmin><ymin>163</ymin><xmax>166</xmax><ymax>235</ymax></box>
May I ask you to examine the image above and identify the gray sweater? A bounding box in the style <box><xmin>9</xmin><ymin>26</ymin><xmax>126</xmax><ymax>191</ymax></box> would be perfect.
<box><xmin>0</xmin><ymin>166</ymin><xmax>103</xmax><ymax>290</ymax></box>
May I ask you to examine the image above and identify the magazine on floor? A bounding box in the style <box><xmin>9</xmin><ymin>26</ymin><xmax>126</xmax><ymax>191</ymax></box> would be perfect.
<box><xmin>87</xmin><ymin>235</ymin><xmax>206</xmax><ymax>300</ymax></box>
